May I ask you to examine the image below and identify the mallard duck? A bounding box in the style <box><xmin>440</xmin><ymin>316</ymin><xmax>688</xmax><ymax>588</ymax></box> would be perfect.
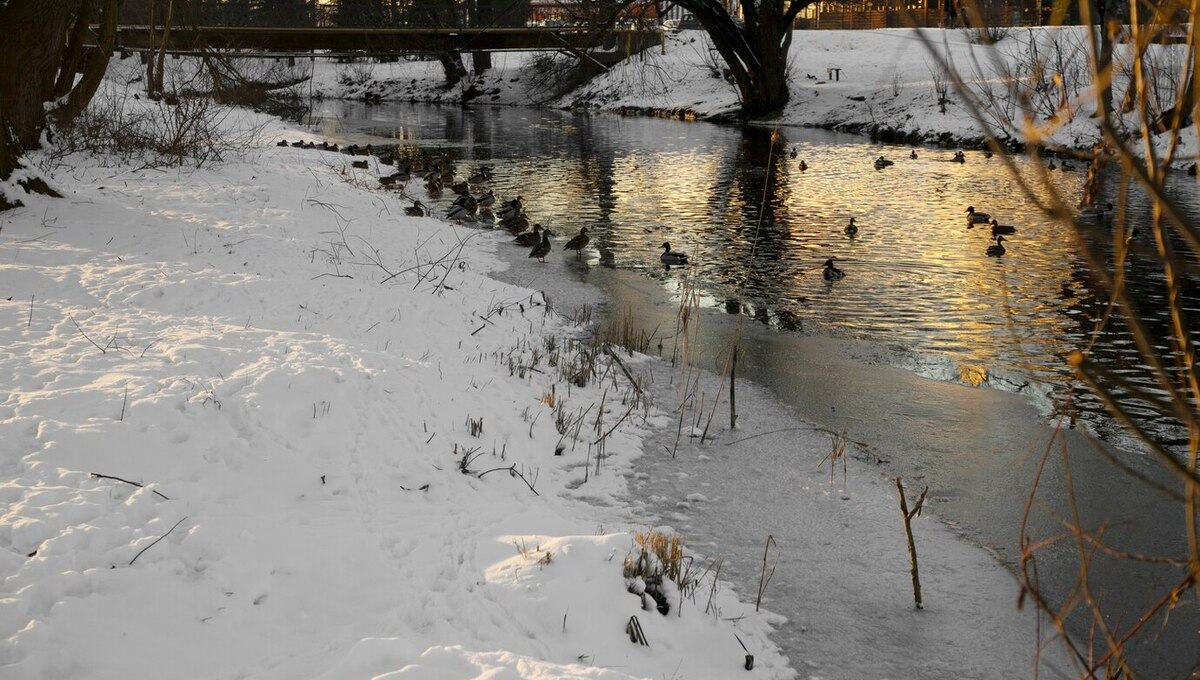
<box><xmin>515</xmin><ymin>224</ymin><xmax>543</xmax><ymax>247</ymax></box>
<box><xmin>874</xmin><ymin>156</ymin><xmax>894</xmax><ymax>169</ymax></box>
<box><xmin>351</xmin><ymin>160</ymin><xmax>369</xmax><ymax>170</ymax></box>
<box><xmin>450</xmin><ymin>181</ymin><xmax>470</xmax><ymax>195</ymax></box>
<box><xmin>790</xmin><ymin>146</ymin><xmax>798</xmax><ymax>158</ymax></box>
<box><xmin>909</xmin><ymin>149</ymin><xmax>918</xmax><ymax>159</ymax></box>
<box><xmin>660</xmin><ymin>242</ymin><xmax>689</xmax><ymax>265</ymax></box>
<box><xmin>563</xmin><ymin>227</ymin><xmax>590</xmax><ymax>259</ymax></box>
<box><xmin>468</xmin><ymin>168</ymin><xmax>493</xmax><ymax>184</ymax></box>
<box><xmin>528</xmin><ymin>230</ymin><xmax>552</xmax><ymax>262</ymax></box>
<box><xmin>446</xmin><ymin>202</ymin><xmax>473</xmax><ymax>221</ymax></box>
<box><xmin>497</xmin><ymin>197</ymin><xmax>523</xmax><ymax>221</ymax></box>
<box><xmin>425</xmin><ymin>178</ymin><xmax>443</xmax><ymax>195</ymax></box>
<box><xmin>477</xmin><ymin>190</ymin><xmax>496</xmax><ymax>209</ymax></box>
<box><xmin>291</xmin><ymin>140</ymin><xmax>305</xmax><ymax>148</ymax></box>
<box><xmin>966</xmin><ymin>206</ymin><xmax>991</xmax><ymax>224</ymax></box>
<box><xmin>327</xmin><ymin>143</ymin><xmax>339</xmax><ymax>153</ymax></box>
<box><xmin>986</xmin><ymin>235</ymin><xmax>1007</xmax><ymax>257</ymax></box>
<box><xmin>983</xmin><ymin>148</ymin><xmax>993</xmax><ymax>158</ymax></box>
<box><xmin>379</xmin><ymin>172</ymin><xmax>409</xmax><ymax>188</ymax></box>
<box><xmin>844</xmin><ymin>217</ymin><xmax>858</xmax><ymax>237</ymax></box>
<box><xmin>952</xmin><ymin>151</ymin><xmax>966</xmax><ymax>163</ymax></box>
<box><xmin>989</xmin><ymin>218</ymin><xmax>1017</xmax><ymax>236</ymax></box>
<box><xmin>276</xmin><ymin>139</ymin><xmax>289</xmax><ymax>147</ymax></box>
<box><xmin>798</xmin><ymin>160</ymin><xmax>808</xmax><ymax>171</ymax></box>
<box><xmin>822</xmin><ymin>258</ymin><xmax>844</xmax><ymax>281</ymax></box>
<box><xmin>405</xmin><ymin>201</ymin><xmax>425</xmax><ymax>217</ymax></box>
<box><xmin>1081</xmin><ymin>201</ymin><xmax>1113</xmax><ymax>223</ymax></box>
<box><xmin>505</xmin><ymin>215</ymin><xmax>531</xmax><ymax>234</ymax></box>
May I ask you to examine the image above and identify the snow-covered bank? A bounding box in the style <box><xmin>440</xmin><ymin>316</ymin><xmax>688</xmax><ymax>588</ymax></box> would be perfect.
<box><xmin>0</xmin><ymin>96</ymin><xmax>793</xmax><ymax>677</ymax></box>
<box><xmin>302</xmin><ymin>26</ymin><xmax>1196</xmax><ymax>157</ymax></box>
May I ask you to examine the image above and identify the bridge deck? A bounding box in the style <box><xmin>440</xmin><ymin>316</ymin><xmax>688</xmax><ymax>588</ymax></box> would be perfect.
<box><xmin>111</xmin><ymin>25</ymin><xmax>662</xmax><ymax>56</ymax></box>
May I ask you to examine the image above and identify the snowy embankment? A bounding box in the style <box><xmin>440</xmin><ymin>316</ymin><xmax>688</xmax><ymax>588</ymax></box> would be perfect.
<box><xmin>0</xmin><ymin>90</ymin><xmax>792</xmax><ymax>677</ymax></box>
<box><xmin>304</xmin><ymin>26</ymin><xmax>1196</xmax><ymax>158</ymax></box>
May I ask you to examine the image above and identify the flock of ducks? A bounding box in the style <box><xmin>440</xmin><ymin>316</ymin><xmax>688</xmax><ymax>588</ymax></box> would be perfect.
<box><xmin>280</xmin><ymin>137</ymin><xmax>1192</xmax><ymax>282</ymax></box>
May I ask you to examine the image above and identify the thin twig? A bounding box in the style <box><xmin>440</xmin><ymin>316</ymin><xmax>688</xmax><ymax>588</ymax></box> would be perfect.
<box><xmin>128</xmin><ymin>515</ymin><xmax>188</xmax><ymax>566</ymax></box>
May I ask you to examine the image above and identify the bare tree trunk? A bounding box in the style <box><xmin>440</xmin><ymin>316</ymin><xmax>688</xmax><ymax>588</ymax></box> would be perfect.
<box><xmin>0</xmin><ymin>0</ymin><xmax>72</xmax><ymax>179</ymax></box>
<box><xmin>55</xmin><ymin>0</ymin><xmax>96</xmax><ymax>98</ymax></box>
<box><xmin>54</xmin><ymin>0</ymin><xmax>122</xmax><ymax>125</ymax></box>
<box><xmin>153</xmin><ymin>0</ymin><xmax>176</xmax><ymax>96</ymax></box>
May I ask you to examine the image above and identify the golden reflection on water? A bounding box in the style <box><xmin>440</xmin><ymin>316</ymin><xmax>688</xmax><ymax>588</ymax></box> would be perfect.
<box><xmin>320</xmin><ymin>102</ymin><xmax>1199</xmax><ymax>443</ymax></box>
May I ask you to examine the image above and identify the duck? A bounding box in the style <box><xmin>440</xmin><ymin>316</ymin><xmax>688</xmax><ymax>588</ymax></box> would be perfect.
<box><xmin>844</xmin><ymin>217</ymin><xmax>858</xmax><ymax>237</ymax></box>
<box><xmin>660</xmin><ymin>242</ymin><xmax>689</xmax><ymax>265</ymax></box>
<box><xmin>504</xmin><ymin>214</ymin><xmax>531</xmax><ymax>234</ymax></box>
<box><xmin>446</xmin><ymin>201</ymin><xmax>473</xmax><ymax>221</ymax></box>
<box><xmin>528</xmin><ymin>230</ymin><xmax>552</xmax><ymax>263</ymax></box>
<box><xmin>798</xmin><ymin>160</ymin><xmax>808</xmax><ymax>171</ymax></box>
<box><xmin>379</xmin><ymin>172</ymin><xmax>409</xmax><ymax>188</ymax></box>
<box><xmin>291</xmin><ymin>140</ymin><xmax>305</xmax><ymax>148</ymax></box>
<box><xmin>965</xmin><ymin>206</ymin><xmax>992</xmax><ymax>224</ymax></box>
<box><xmin>425</xmin><ymin>177</ymin><xmax>443</xmax><ymax>195</ymax></box>
<box><xmin>1047</xmin><ymin>159</ymin><xmax>1057</xmax><ymax>170</ymax></box>
<box><xmin>404</xmin><ymin>201</ymin><xmax>425</xmax><ymax>217</ymax></box>
<box><xmin>450</xmin><ymin>181</ymin><xmax>470</xmax><ymax>195</ymax></box>
<box><xmin>477</xmin><ymin>190</ymin><xmax>496</xmax><ymax>209</ymax></box>
<box><xmin>1082</xmin><ymin>201</ymin><xmax>1113</xmax><ymax>223</ymax></box>
<box><xmin>1060</xmin><ymin>161</ymin><xmax>1076</xmax><ymax>171</ymax></box>
<box><xmin>952</xmin><ymin>151</ymin><xmax>966</xmax><ymax>163</ymax></box>
<box><xmin>351</xmin><ymin>159</ymin><xmax>369</xmax><ymax>170</ymax></box>
<box><xmin>790</xmin><ymin>146</ymin><xmax>798</xmax><ymax>159</ymax></box>
<box><xmin>874</xmin><ymin>156</ymin><xmax>895</xmax><ymax>169</ymax></box>
<box><xmin>468</xmin><ymin>168</ymin><xmax>493</xmax><ymax>185</ymax></box>
<box><xmin>983</xmin><ymin>148</ymin><xmax>994</xmax><ymax>158</ymax></box>
<box><xmin>563</xmin><ymin>227</ymin><xmax>590</xmax><ymax>259</ymax></box>
<box><xmin>989</xmin><ymin>218</ymin><xmax>1017</xmax><ymax>236</ymax></box>
<box><xmin>514</xmin><ymin>224</ymin><xmax>543</xmax><ymax>247</ymax></box>
<box><xmin>327</xmin><ymin>143</ymin><xmax>339</xmax><ymax>153</ymax></box>
<box><xmin>822</xmin><ymin>258</ymin><xmax>845</xmax><ymax>281</ymax></box>
<box><xmin>909</xmin><ymin>149</ymin><xmax>918</xmax><ymax>160</ymax></box>
<box><xmin>497</xmin><ymin>197</ymin><xmax>524</xmax><ymax>221</ymax></box>
<box><xmin>276</xmin><ymin>139</ymin><xmax>289</xmax><ymax>147</ymax></box>
<box><xmin>986</xmin><ymin>235</ymin><xmax>1007</xmax><ymax>257</ymax></box>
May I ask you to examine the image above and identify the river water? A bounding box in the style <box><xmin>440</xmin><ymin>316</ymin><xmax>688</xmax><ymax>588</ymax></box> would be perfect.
<box><xmin>313</xmin><ymin>101</ymin><xmax>1200</xmax><ymax>678</ymax></box>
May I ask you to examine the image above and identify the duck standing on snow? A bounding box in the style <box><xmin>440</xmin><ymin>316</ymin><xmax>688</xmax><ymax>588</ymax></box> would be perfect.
<box><xmin>965</xmin><ymin>205</ymin><xmax>992</xmax><ymax>225</ymax></box>
<box><xmin>660</xmin><ymin>242</ymin><xmax>689</xmax><ymax>265</ymax></box>
<box><xmin>989</xmin><ymin>218</ymin><xmax>1017</xmax><ymax>236</ymax></box>
<box><xmin>563</xmin><ymin>227</ymin><xmax>590</xmax><ymax>259</ymax></box>
<box><xmin>528</xmin><ymin>230</ymin><xmax>552</xmax><ymax>263</ymax></box>
<box><xmin>986</xmin><ymin>235</ymin><xmax>1007</xmax><ymax>257</ymax></box>
<box><xmin>823</xmin><ymin>258</ymin><xmax>845</xmax><ymax>281</ymax></box>
<box><xmin>404</xmin><ymin>201</ymin><xmax>425</xmax><ymax>217</ymax></box>
<box><xmin>844</xmin><ymin>217</ymin><xmax>859</xmax><ymax>237</ymax></box>
<box><xmin>514</xmin><ymin>224</ymin><xmax>543</xmax><ymax>247</ymax></box>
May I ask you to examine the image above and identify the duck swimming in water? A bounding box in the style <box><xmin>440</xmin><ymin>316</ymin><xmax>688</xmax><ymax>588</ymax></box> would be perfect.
<box><xmin>989</xmin><ymin>218</ymin><xmax>1017</xmax><ymax>236</ymax></box>
<box><xmin>986</xmin><ymin>235</ymin><xmax>1007</xmax><ymax>257</ymax></box>
<box><xmin>874</xmin><ymin>156</ymin><xmax>894</xmax><ymax>169</ymax></box>
<box><xmin>909</xmin><ymin>149</ymin><xmax>918</xmax><ymax>159</ymax></box>
<box><xmin>844</xmin><ymin>217</ymin><xmax>858</xmax><ymax>237</ymax></box>
<box><xmin>822</xmin><ymin>258</ymin><xmax>845</xmax><ymax>281</ymax></box>
<box><xmin>952</xmin><ymin>151</ymin><xmax>966</xmax><ymax>163</ymax></box>
<box><xmin>965</xmin><ymin>205</ymin><xmax>992</xmax><ymax>224</ymax></box>
<box><xmin>660</xmin><ymin>242</ymin><xmax>689</xmax><ymax>265</ymax></box>
<box><xmin>798</xmin><ymin>160</ymin><xmax>808</xmax><ymax>171</ymax></box>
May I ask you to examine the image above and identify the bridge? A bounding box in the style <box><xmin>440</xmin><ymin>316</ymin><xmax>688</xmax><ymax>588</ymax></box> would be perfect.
<box><xmin>108</xmin><ymin>25</ymin><xmax>664</xmax><ymax>64</ymax></box>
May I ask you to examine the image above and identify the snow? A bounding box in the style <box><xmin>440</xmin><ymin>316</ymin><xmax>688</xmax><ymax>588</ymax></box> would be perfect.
<box><xmin>0</xmin><ymin>25</ymin><xmax>1134</xmax><ymax>679</ymax></box>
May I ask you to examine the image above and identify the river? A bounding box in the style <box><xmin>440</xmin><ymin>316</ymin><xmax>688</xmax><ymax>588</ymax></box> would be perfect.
<box><xmin>313</xmin><ymin>100</ymin><xmax>1200</xmax><ymax>678</ymax></box>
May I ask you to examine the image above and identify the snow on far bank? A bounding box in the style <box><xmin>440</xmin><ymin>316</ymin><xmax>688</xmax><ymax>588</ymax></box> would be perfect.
<box><xmin>297</xmin><ymin>26</ymin><xmax>1196</xmax><ymax>158</ymax></box>
<box><xmin>0</xmin><ymin>88</ymin><xmax>792</xmax><ymax>678</ymax></box>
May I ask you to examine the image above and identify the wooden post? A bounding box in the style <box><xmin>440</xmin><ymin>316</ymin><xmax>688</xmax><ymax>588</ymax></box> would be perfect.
<box><xmin>729</xmin><ymin>345</ymin><xmax>738</xmax><ymax>429</ymax></box>
<box><xmin>895</xmin><ymin>477</ymin><xmax>928</xmax><ymax>609</ymax></box>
